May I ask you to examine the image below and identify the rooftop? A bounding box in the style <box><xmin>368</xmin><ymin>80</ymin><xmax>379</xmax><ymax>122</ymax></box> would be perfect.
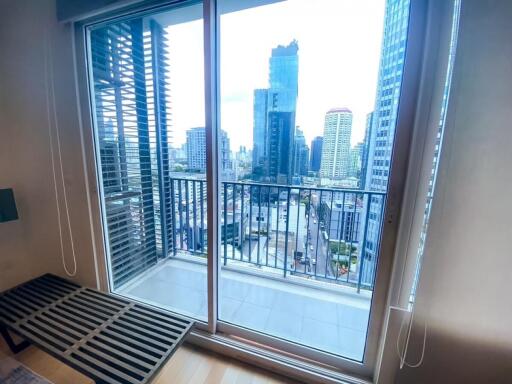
<box><xmin>327</xmin><ymin>107</ymin><xmax>352</xmax><ymax>114</ymax></box>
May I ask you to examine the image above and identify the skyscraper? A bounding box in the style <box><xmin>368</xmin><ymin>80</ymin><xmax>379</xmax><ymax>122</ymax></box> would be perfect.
<box><xmin>251</xmin><ymin>41</ymin><xmax>299</xmax><ymax>181</ymax></box>
<box><xmin>186</xmin><ymin>127</ymin><xmax>206</xmax><ymax>172</ymax></box>
<box><xmin>268</xmin><ymin>41</ymin><xmax>299</xmax><ymax>112</ymax></box>
<box><xmin>319</xmin><ymin>108</ymin><xmax>353</xmax><ymax>180</ymax></box>
<box><xmin>267</xmin><ymin>112</ymin><xmax>295</xmax><ymax>184</ymax></box>
<box><xmin>187</xmin><ymin>127</ymin><xmax>231</xmax><ymax>174</ymax></box>
<box><xmin>349</xmin><ymin>142</ymin><xmax>364</xmax><ymax>181</ymax></box>
<box><xmin>361</xmin><ymin>0</ymin><xmax>410</xmax><ymax>285</ymax></box>
<box><xmin>252</xmin><ymin>88</ymin><xmax>268</xmax><ymax>171</ymax></box>
<box><xmin>310</xmin><ymin>136</ymin><xmax>323</xmax><ymax>174</ymax></box>
<box><xmin>360</xmin><ymin>112</ymin><xmax>374</xmax><ymax>190</ymax></box>
<box><xmin>293</xmin><ymin>127</ymin><xmax>310</xmax><ymax>177</ymax></box>
<box><xmin>220</xmin><ymin>130</ymin><xmax>232</xmax><ymax>172</ymax></box>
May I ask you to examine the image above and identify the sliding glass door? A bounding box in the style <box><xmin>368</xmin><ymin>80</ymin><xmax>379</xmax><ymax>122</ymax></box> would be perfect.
<box><xmin>84</xmin><ymin>0</ymin><xmax>432</xmax><ymax>373</ymax></box>
<box><xmin>217</xmin><ymin>0</ymin><xmax>409</xmax><ymax>362</ymax></box>
<box><xmin>88</xmin><ymin>2</ymin><xmax>208</xmax><ymax>321</ymax></box>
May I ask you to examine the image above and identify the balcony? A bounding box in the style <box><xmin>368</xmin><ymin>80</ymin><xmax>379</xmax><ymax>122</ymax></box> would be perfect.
<box><xmin>114</xmin><ymin>178</ymin><xmax>385</xmax><ymax>361</ymax></box>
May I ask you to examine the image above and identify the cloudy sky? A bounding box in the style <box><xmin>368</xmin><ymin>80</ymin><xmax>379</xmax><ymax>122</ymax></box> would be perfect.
<box><xmin>165</xmin><ymin>0</ymin><xmax>385</xmax><ymax>150</ymax></box>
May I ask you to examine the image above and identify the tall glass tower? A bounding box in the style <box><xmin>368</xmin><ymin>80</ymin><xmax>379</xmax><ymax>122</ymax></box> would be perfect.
<box><xmin>310</xmin><ymin>136</ymin><xmax>323</xmax><ymax>174</ymax></box>
<box><xmin>252</xmin><ymin>41</ymin><xmax>299</xmax><ymax>182</ymax></box>
<box><xmin>361</xmin><ymin>0</ymin><xmax>410</xmax><ymax>286</ymax></box>
<box><xmin>252</xmin><ymin>88</ymin><xmax>268</xmax><ymax>171</ymax></box>
<box><xmin>268</xmin><ymin>40</ymin><xmax>299</xmax><ymax>112</ymax></box>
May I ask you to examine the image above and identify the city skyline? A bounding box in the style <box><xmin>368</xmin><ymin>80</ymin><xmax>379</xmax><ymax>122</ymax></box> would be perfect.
<box><xmin>173</xmin><ymin>34</ymin><xmax>370</xmax><ymax>188</ymax></box>
<box><xmin>164</xmin><ymin>0</ymin><xmax>385</xmax><ymax>150</ymax></box>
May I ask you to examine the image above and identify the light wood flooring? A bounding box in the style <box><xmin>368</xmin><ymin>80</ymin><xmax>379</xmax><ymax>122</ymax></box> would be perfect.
<box><xmin>0</xmin><ymin>338</ymin><xmax>297</xmax><ymax>384</ymax></box>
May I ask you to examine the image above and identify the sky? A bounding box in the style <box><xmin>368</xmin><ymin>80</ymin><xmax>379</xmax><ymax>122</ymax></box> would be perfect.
<box><xmin>164</xmin><ymin>0</ymin><xmax>385</xmax><ymax>151</ymax></box>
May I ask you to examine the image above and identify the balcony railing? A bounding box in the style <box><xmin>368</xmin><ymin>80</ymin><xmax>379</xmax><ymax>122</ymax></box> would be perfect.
<box><xmin>169</xmin><ymin>177</ymin><xmax>386</xmax><ymax>292</ymax></box>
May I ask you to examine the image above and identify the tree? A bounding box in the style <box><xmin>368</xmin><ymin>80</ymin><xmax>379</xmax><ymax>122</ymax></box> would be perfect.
<box><xmin>329</xmin><ymin>240</ymin><xmax>357</xmax><ymax>256</ymax></box>
<box><xmin>300</xmin><ymin>196</ymin><xmax>310</xmax><ymax>212</ymax></box>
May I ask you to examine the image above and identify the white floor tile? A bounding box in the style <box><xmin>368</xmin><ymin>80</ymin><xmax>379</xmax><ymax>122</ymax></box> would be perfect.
<box><xmin>120</xmin><ymin>258</ymin><xmax>369</xmax><ymax>361</ymax></box>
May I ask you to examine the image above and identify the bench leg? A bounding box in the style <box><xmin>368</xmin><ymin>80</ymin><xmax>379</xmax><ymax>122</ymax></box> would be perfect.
<box><xmin>0</xmin><ymin>326</ymin><xmax>30</xmax><ymax>354</ymax></box>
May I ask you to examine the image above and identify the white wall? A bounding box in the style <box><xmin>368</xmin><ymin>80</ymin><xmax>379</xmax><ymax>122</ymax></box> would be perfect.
<box><xmin>395</xmin><ymin>0</ymin><xmax>512</xmax><ymax>382</ymax></box>
<box><xmin>0</xmin><ymin>0</ymin><xmax>99</xmax><ymax>290</ymax></box>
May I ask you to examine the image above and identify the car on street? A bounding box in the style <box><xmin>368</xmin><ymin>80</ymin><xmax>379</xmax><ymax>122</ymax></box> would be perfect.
<box><xmin>299</xmin><ymin>256</ymin><xmax>317</xmax><ymax>266</ymax></box>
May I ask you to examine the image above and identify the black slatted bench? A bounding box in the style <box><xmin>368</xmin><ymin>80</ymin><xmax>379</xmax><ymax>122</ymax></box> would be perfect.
<box><xmin>0</xmin><ymin>274</ymin><xmax>194</xmax><ymax>384</ymax></box>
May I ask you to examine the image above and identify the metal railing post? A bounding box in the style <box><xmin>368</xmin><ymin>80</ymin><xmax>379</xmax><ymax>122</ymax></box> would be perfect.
<box><xmin>324</xmin><ymin>190</ymin><xmax>331</xmax><ymax>279</ymax></box>
<box><xmin>370</xmin><ymin>194</ymin><xmax>387</xmax><ymax>290</ymax></box>
<box><xmin>257</xmin><ymin>186</ymin><xmax>262</xmax><ymax>266</ymax></box>
<box><xmin>232</xmin><ymin>183</ymin><xmax>236</xmax><ymax>261</ymax></box>
<box><xmin>295</xmin><ymin>189</ymin><xmax>301</xmax><ymax>274</ymax></box>
<box><xmin>357</xmin><ymin>193</ymin><xmax>372</xmax><ymax>293</ymax></box>
<box><xmin>283</xmin><ymin>188</ymin><xmax>291</xmax><ymax>278</ymax></box>
<box><xmin>309</xmin><ymin>191</ymin><xmax>322</xmax><ymax>277</ymax></box>
<box><xmin>192</xmin><ymin>181</ymin><xmax>197</xmax><ymax>255</ymax></box>
<box><xmin>305</xmin><ymin>189</ymin><xmax>313</xmax><ymax>275</ymax></box>
<box><xmin>185</xmin><ymin>181</ymin><xmax>190</xmax><ymax>251</ymax></box>
<box><xmin>178</xmin><ymin>180</ymin><xmax>183</xmax><ymax>249</ymax></box>
<box><xmin>275</xmin><ymin>187</ymin><xmax>279</xmax><ymax>269</ymax></box>
<box><xmin>335</xmin><ymin>192</ymin><xmax>346</xmax><ymax>281</ymax></box>
<box><xmin>346</xmin><ymin>192</ymin><xmax>358</xmax><ymax>284</ymax></box>
<box><xmin>170</xmin><ymin>179</ymin><xmax>177</xmax><ymax>256</ymax></box>
<box><xmin>240</xmin><ymin>184</ymin><xmax>244</xmax><ymax>261</ymax></box>
<box><xmin>223</xmin><ymin>182</ymin><xmax>227</xmax><ymax>266</ymax></box>
<box><xmin>266</xmin><ymin>186</ymin><xmax>271</xmax><ymax>266</ymax></box>
<box><xmin>200</xmin><ymin>180</ymin><xmax>204</xmax><ymax>253</ymax></box>
<box><xmin>248</xmin><ymin>185</ymin><xmax>253</xmax><ymax>263</ymax></box>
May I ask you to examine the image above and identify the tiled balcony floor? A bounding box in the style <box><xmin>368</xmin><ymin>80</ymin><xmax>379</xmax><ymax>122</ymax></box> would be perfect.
<box><xmin>117</xmin><ymin>257</ymin><xmax>371</xmax><ymax>361</ymax></box>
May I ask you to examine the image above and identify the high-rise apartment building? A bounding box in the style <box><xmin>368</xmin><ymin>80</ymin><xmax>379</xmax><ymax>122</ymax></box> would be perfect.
<box><xmin>187</xmin><ymin>127</ymin><xmax>231</xmax><ymax>174</ymax></box>
<box><xmin>186</xmin><ymin>127</ymin><xmax>206</xmax><ymax>172</ymax></box>
<box><xmin>252</xmin><ymin>41</ymin><xmax>299</xmax><ymax>182</ymax></box>
<box><xmin>293</xmin><ymin>127</ymin><xmax>309</xmax><ymax>177</ymax></box>
<box><xmin>309</xmin><ymin>136</ymin><xmax>323</xmax><ymax>174</ymax></box>
<box><xmin>361</xmin><ymin>0</ymin><xmax>410</xmax><ymax>285</ymax></box>
<box><xmin>319</xmin><ymin>108</ymin><xmax>353</xmax><ymax>180</ymax></box>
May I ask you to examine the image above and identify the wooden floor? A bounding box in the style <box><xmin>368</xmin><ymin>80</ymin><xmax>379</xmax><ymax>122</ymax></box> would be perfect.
<box><xmin>0</xmin><ymin>338</ymin><xmax>296</xmax><ymax>384</ymax></box>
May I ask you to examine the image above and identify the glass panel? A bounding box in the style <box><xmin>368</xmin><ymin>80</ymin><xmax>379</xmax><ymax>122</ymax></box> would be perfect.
<box><xmin>217</xmin><ymin>0</ymin><xmax>410</xmax><ymax>361</ymax></box>
<box><xmin>88</xmin><ymin>2</ymin><xmax>208</xmax><ymax>320</ymax></box>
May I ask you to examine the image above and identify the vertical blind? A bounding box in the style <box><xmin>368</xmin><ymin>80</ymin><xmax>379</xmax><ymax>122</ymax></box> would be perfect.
<box><xmin>90</xmin><ymin>18</ymin><xmax>172</xmax><ymax>288</ymax></box>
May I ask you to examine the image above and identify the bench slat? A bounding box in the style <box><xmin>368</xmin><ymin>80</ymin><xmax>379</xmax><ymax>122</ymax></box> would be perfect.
<box><xmin>0</xmin><ymin>274</ymin><xmax>194</xmax><ymax>384</ymax></box>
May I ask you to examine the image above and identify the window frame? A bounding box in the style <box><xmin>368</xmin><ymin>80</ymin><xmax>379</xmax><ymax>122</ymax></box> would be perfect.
<box><xmin>71</xmin><ymin>0</ymin><xmax>432</xmax><ymax>381</ymax></box>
